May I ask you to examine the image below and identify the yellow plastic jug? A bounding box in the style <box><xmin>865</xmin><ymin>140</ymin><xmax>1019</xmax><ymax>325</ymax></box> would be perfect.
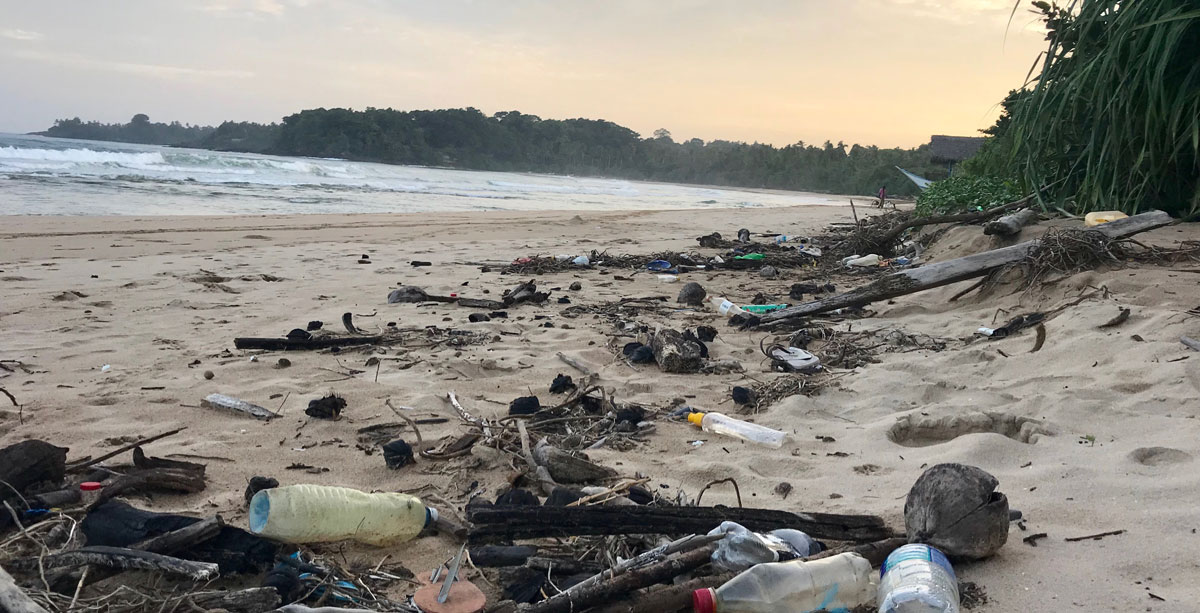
<box><xmin>1084</xmin><ymin>211</ymin><xmax>1128</xmax><ymax>227</ymax></box>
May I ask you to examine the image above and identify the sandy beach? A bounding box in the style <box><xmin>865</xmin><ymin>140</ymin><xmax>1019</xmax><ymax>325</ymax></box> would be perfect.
<box><xmin>3</xmin><ymin>204</ymin><xmax>1199</xmax><ymax>612</ymax></box>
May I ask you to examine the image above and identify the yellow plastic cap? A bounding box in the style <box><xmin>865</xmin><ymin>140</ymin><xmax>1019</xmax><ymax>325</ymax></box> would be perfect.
<box><xmin>687</xmin><ymin>412</ymin><xmax>705</xmax><ymax>426</ymax></box>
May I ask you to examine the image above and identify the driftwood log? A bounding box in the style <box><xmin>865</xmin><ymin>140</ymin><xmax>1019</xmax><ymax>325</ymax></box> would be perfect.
<box><xmin>185</xmin><ymin>588</ymin><xmax>281</xmax><ymax>613</ymax></box>
<box><xmin>459</xmin><ymin>297</ymin><xmax>506</xmax><ymax>310</ymax></box>
<box><xmin>590</xmin><ymin>536</ymin><xmax>908</xmax><ymax>613</ymax></box>
<box><xmin>467</xmin><ymin>505</ymin><xmax>893</xmax><ymax>543</ymax></box>
<box><xmin>761</xmin><ymin>210</ymin><xmax>1172</xmax><ymax>324</ymax></box>
<box><xmin>90</xmin><ymin>467</ymin><xmax>207</xmax><ymax>510</ymax></box>
<box><xmin>5</xmin><ymin>546</ymin><xmax>218</xmax><ymax>580</ymax></box>
<box><xmin>650</xmin><ymin>328</ymin><xmax>704</xmax><ymax>373</ymax></box>
<box><xmin>233</xmin><ymin>335</ymin><xmax>381</xmax><ymax>351</ymax></box>
<box><xmin>0</xmin><ymin>440</ymin><xmax>68</xmax><ymax>505</ymax></box>
<box><xmin>0</xmin><ymin>565</ymin><xmax>49</xmax><ymax>613</ymax></box>
<box><xmin>520</xmin><ymin>543</ymin><xmax>717</xmax><ymax>613</ymax></box>
<box><xmin>201</xmin><ymin>394</ymin><xmax>281</xmax><ymax>420</ymax></box>
<box><xmin>983</xmin><ymin>208</ymin><xmax>1038</xmax><ymax>237</ymax></box>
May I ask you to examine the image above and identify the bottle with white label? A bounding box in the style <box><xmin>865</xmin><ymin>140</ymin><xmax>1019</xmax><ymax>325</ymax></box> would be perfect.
<box><xmin>709</xmin><ymin>296</ymin><xmax>747</xmax><ymax>318</ymax></box>
<box><xmin>878</xmin><ymin>544</ymin><xmax>960</xmax><ymax>613</ymax></box>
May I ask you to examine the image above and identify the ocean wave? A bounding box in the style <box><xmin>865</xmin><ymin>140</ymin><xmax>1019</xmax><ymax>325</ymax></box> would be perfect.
<box><xmin>0</xmin><ymin>146</ymin><xmax>166</xmax><ymax>166</ymax></box>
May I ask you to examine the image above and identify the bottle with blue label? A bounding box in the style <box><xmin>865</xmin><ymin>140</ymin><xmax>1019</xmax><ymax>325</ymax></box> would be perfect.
<box><xmin>878</xmin><ymin>544</ymin><xmax>960</xmax><ymax>613</ymax></box>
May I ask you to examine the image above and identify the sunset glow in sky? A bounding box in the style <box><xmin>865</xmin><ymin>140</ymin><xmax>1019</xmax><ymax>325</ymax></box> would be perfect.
<box><xmin>0</xmin><ymin>0</ymin><xmax>1049</xmax><ymax>148</ymax></box>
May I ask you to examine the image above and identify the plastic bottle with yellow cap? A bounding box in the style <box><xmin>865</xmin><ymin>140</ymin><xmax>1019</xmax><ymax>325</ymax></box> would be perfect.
<box><xmin>688</xmin><ymin>411</ymin><xmax>787</xmax><ymax>448</ymax></box>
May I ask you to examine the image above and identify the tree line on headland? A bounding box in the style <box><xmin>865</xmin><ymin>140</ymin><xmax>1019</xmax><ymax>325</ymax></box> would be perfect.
<box><xmin>39</xmin><ymin>108</ymin><xmax>946</xmax><ymax>198</ymax></box>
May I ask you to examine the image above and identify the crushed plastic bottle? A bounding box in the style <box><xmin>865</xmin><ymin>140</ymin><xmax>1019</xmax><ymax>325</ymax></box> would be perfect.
<box><xmin>844</xmin><ymin>254</ymin><xmax>883</xmax><ymax>267</ymax></box>
<box><xmin>687</xmin><ymin>411</ymin><xmax>786</xmax><ymax>448</ymax></box>
<box><xmin>693</xmin><ymin>552</ymin><xmax>875</xmax><ymax>613</ymax></box>
<box><xmin>249</xmin><ymin>484</ymin><xmax>437</xmax><ymax>546</ymax></box>
<box><xmin>572</xmin><ymin>255</ymin><xmax>590</xmax><ymax>266</ymax></box>
<box><xmin>877</xmin><ymin>544</ymin><xmax>960</xmax><ymax>613</ymax></box>
<box><xmin>740</xmin><ymin>304</ymin><xmax>788</xmax><ymax>314</ymax></box>
<box><xmin>708</xmin><ymin>521</ymin><xmax>822</xmax><ymax>572</ymax></box>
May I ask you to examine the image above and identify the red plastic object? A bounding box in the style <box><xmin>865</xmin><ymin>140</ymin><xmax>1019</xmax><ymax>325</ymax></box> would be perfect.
<box><xmin>692</xmin><ymin>588</ymin><xmax>716</xmax><ymax>613</ymax></box>
<box><xmin>80</xmin><ymin>482</ymin><xmax>103</xmax><ymax>491</ymax></box>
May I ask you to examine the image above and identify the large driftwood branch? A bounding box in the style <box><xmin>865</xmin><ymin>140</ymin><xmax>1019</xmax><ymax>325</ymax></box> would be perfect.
<box><xmin>467</xmin><ymin>505</ymin><xmax>893</xmax><ymax>543</ymax></box>
<box><xmin>0</xmin><ymin>565</ymin><xmax>49</xmax><ymax>613</ymax></box>
<box><xmin>984</xmin><ymin>208</ymin><xmax>1039</xmax><ymax>237</ymax></box>
<box><xmin>869</xmin><ymin>196</ymin><xmax>1033</xmax><ymax>250</ymax></box>
<box><xmin>6</xmin><ymin>546</ymin><xmax>219</xmax><ymax>580</ymax></box>
<box><xmin>761</xmin><ymin>210</ymin><xmax>1172</xmax><ymax>324</ymax></box>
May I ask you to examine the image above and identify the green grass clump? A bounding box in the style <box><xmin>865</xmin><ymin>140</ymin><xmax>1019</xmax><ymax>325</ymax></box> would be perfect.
<box><xmin>915</xmin><ymin>175</ymin><xmax>1023</xmax><ymax>216</ymax></box>
<box><xmin>1003</xmin><ymin>1</ymin><xmax>1200</xmax><ymax>217</ymax></box>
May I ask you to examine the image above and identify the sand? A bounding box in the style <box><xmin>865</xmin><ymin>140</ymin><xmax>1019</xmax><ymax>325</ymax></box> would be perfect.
<box><xmin>2</xmin><ymin>205</ymin><xmax>1198</xmax><ymax>611</ymax></box>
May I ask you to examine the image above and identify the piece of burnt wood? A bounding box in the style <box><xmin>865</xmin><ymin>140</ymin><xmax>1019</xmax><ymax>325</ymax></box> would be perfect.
<box><xmin>66</xmin><ymin>427</ymin><xmax>185</xmax><ymax>472</ymax></box>
<box><xmin>520</xmin><ymin>544</ymin><xmax>716</xmax><ymax>613</ymax></box>
<box><xmin>470</xmin><ymin>545</ymin><xmax>540</xmax><ymax>567</ymax></box>
<box><xmin>233</xmin><ymin>335</ymin><xmax>382</xmax><ymax>350</ymax></box>
<box><xmin>5</xmin><ymin>546</ymin><xmax>218</xmax><ymax>580</ymax></box>
<box><xmin>468</xmin><ymin>505</ymin><xmax>893</xmax><ymax>543</ymax></box>
<box><xmin>0</xmin><ymin>440</ymin><xmax>68</xmax><ymax>505</ymax></box>
<box><xmin>983</xmin><ymin>208</ymin><xmax>1038</xmax><ymax>237</ymax></box>
<box><xmin>504</xmin><ymin>280</ymin><xmax>548</xmax><ymax>306</ymax></box>
<box><xmin>89</xmin><ymin>467</ymin><xmax>206</xmax><ymax>510</ymax></box>
<box><xmin>0</xmin><ymin>565</ymin><xmax>50</xmax><ymax>613</ymax></box>
<box><xmin>650</xmin><ymin>328</ymin><xmax>703</xmax><ymax>373</ymax></box>
<box><xmin>132</xmin><ymin>447</ymin><xmax>206</xmax><ymax>475</ymax></box>
<box><xmin>590</xmin><ymin>536</ymin><xmax>908</xmax><ymax>613</ymax></box>
<box><xmin>760</xmin><ymin>210</ymin><xmax>1172</xmax><ymax>324</ymax></box>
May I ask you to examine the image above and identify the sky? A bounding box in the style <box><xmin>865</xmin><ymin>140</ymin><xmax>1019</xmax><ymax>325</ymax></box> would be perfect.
<box><xmin>0</xmin><ymin>0</ymin><xmax>1049</xmax><ymax>148</ymax></box>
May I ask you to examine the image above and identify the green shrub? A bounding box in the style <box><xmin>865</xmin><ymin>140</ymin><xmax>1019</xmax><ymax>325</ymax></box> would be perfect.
<box><xmin>915</xmin><ymin>176</ymin><xmax>1023</xmax><ymax>216</ymax></box>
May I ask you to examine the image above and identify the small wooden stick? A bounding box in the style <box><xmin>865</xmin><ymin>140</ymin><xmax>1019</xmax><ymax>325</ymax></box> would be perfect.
<box><xmin>566</xmin><ymin>478</ymin><xmax>652</xmax><ymax>507</ymax></box>
<box><xmin>66</xmin><ymin>427</ymin><xmax>186</xmax><ymax>471</ymax></box>
<box><xmin>556</xmin><ymin>352</ymin><xmax>596</xmax><ymax>377</ymax></box>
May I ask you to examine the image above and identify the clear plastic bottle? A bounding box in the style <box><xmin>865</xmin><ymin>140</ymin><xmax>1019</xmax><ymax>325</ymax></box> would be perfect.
<box><xmin>710</xmin><ymin>296</ymin><xmax>747</xmax><ymax>318</ymax></box>
<box><xmin>877</xmin><ymin>544</ymin><xmax>960</xmax><ymax>613</ymax></box>
<box><xmin>248</xmin><ymin>484</ymin><xmax>436</xmax><ymax>546</ymax></box>
<box><xmin>687</xmin><ymin>412</ymin><xmax>786</xmax><ymax>448</ymax></box>
<box><xmin>708</xmin><ymin>521</ymin><xmax>822</xmax><ymax>572</ymax></box>
<box><xmin>693</xmin><ymin>552</ymin><xmax>875</xmax><ymax>613</ymax></box>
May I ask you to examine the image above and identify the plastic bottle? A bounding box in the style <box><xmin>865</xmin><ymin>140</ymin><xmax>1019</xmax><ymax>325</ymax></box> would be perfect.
<box><xmin>248</xmin><ymin>484</ymin><xmax>436</xmax><ymax>546</ymax></box>
<box><xmin>708</xmin><ymin>521</ymin><xmax>822</xmax><ymax>572</ymax></box>
<box><xmin>710</xmin><ymin>296</ymin><xmax>747</xmax><ymax>318</ymax></box>
<box><xmin>693</xmin><ymin>553</ymin><xmax>875</xmax><ymax>613</ymax></box>
<box><xmin>774</xmin><ymin>235</ymin><xmax>789</xmax><ymax>244</ymax></box>
<box><xmin>687</xmin><ymin>412</ymin><xmax>786</xmax><ymax>448</ymax></box>
<box><xmin>877</xmin><ymin>544</ymin><xmax>960</xmax><ymax>613</ymax></box>
<box><xmin>845</xmin><ymin>254</ymin><xmax>882</xmax><ymax>267</ymax></box>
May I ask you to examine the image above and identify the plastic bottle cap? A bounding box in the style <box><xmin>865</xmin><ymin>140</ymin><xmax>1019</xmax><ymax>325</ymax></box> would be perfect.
<box><xmin>80</xmin><ymin>482</ymin><xmax>103</xmax><ymax>492</ymax></box>
<box><xmin>687</xmin><ymin>412</ymin><xmax>705</xmax><ymax>426</ymax></box>
<box><xmin>692</xmin><ymin>588</ymin><xmax>716</xmax><ymax>613</ymax></box>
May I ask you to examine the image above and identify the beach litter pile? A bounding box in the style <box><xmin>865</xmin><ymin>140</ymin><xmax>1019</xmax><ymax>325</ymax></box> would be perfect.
<box><xmin>1</xmin><ymin>205</ymin><xmax>1193</xmax><ymax>613</ymax></box>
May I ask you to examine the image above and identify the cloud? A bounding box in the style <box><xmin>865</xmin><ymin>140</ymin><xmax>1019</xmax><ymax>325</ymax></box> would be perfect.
<box><xmin>12</xmin><ymin>50</ymin><xmax>255</xmax><ymax>81</ymax></box>
<box><xmin>198</xmin><ymin>0</ymin><xmax>311</xmax><ymax>15</ymax></box>
<box><xmin>2</xmin><ymin>29</ymin><xmax>44</xmax><ymax>41</ymax></box>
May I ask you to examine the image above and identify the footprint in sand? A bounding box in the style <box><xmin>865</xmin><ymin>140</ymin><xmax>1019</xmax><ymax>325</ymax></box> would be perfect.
<box><xmin>888</xmin><ymin>411</ymin><xmax>1052</xmax><ymax>447</ymax></box>
<box><xmin>1129</xmin><ymin>446</ymin><xmax>1193</xmax><ymax>466</ymax></box>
